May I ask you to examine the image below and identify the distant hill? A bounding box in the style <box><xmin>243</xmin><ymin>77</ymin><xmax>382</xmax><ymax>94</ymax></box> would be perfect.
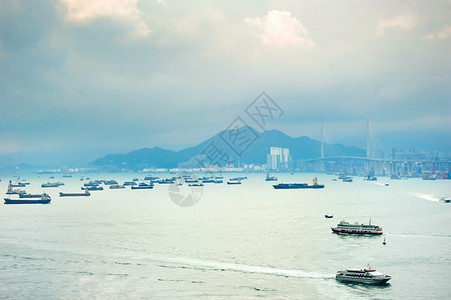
<box><xmin>90</xmin><ymin>126</ymin><xmax>365</xmax><ymax>169</ymax></box>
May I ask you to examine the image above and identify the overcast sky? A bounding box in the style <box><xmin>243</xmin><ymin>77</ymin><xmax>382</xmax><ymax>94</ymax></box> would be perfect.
<box><xmin>1</xmin><ymin>0</ymin><xmax>450</xmax><ymax>161</ymax></box>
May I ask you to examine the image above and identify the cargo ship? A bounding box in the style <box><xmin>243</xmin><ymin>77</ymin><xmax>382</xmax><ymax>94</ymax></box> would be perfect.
<box><xmin>5</xmin><ymin>194</ymin><xmax>51</xmax><ymax>204</ymax></box>
<box><xmin>273</xmin><ymin>178</ymin><xmax>324</xmax><ymax>189</ymax></box>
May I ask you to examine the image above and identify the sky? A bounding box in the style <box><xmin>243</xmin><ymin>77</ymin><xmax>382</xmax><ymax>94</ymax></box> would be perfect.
<box><xmin>1</xmin><ymin>0</ymin><xmax>450</xmax><ymax>165</ymax></box>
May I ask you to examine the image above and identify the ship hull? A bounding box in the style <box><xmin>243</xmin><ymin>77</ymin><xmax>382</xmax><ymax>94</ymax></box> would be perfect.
<box><xmin>336</xmin><ymin>276</ymin><xmax>390</xmax><ymax>284</ymax></box>
<box><xmin>59</xmin><ymin>192</ymin><xmax>90</xmax><ymax>197</ymax></box>
<box><xmin>273</xmin><ymin>184</ymin><xmax>325</xmax><ymax>189</ymax></box>
<box><xmin>131</xmin><ymin>186</ymin><xmax>153</xmax><ymax>189</ymax></box>
<box><xmin>4</xmin><ymin>198</ymin><xmax>51</xmax><ymax>204</ymax></box>
<box><xmin>331</xmin><ymin>228</ymin><xmax>383</xmax><ymax>235</ymax></box>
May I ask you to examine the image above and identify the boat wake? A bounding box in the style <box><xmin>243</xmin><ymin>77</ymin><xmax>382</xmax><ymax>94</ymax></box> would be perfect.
<box><xmin>412</xmin><ymin>193</ymin><xmax>440</xmax><ymax>202</ymax></box>
<box><xmin>122</xmin><ymin>253</ymin><xmax>335</xmax><ymax>279</ymax></box>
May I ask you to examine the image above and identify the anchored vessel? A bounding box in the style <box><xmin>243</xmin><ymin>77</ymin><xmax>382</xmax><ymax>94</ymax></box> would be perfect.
<box><xmin>331</xmin><ymin>219</ymin><xmax>383</xmax><ymax>235</ymax></box>
<box><xmin>273</xmin><ymin>178</ymin><xmax>324</xmax><ymax>189</ymax></box>
<box><xmin>5</xmin><ymin>194</ymin><xmax>51</xmax><ymax>204</ymax></box>
<box><xmin>265</xmin><ymin>172</ymin><xmax>278</xmax><ymax>181</ymax></box>
<box><xmin>131</xmin><ymin>182</ymin><xmax>154</xmax><ymax>189</ymax></box>
<box><xmin>59</xmin><ymin>191</ymin><xmax>91</xmax><ymax>197</ymax></box>
<box><xmin>336</xmin><ymin>267</ymin><xmax>391</xmax><ymax>284</ymax></box>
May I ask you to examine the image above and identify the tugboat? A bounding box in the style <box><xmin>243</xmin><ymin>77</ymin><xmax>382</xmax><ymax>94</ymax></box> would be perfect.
<box><xmin>331</xmin><ymin>219</ymin><xmax>383</xmax><ymax>235</ymax></box>
<box><xmin>273</xmin><ymin>178</ymin><xmax>324</xmax><ymax>189</ymax></box>
<box><xmin>336</xmin><ymin>266</ymin><xmax>391</xmax><ymax>284</ymax></box>
<box><xmin>265</xmin><ymin>172</ymin><xmax>278</xmax><ymax>181</ymax></box>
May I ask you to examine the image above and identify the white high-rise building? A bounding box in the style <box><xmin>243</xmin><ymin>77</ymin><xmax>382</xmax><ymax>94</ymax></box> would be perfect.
<box><xmin>267</xmin><ymin>147</ymin><xmax>290</xmax><ymax>170</ymax></box>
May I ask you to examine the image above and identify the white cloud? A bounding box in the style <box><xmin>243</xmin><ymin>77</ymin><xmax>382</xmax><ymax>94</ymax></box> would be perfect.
<box><xmin>423</xmin><ymin>25</ymin><xmax>451</xmax><ymax>41</ymax></box>
<box><xmin>438</xmin><ymin>26</ymin><xmax>451</xmax><ymax>39</ymax></box>
<box><xmin>60</xmin><ymin>0</ymin><xmax>152</xmax><ymax>37</ymax></box>
<box><xmin>377</xmin><ymin>14</ymin><xmax>417</xmax><ymax>36</ymax></box>
<box><xmin>244</xmin><ymin>10</ymin><xmax>314</xmax><ymax>47</ymax></box>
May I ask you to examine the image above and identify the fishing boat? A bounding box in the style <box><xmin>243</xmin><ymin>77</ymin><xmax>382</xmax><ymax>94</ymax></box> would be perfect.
<box><xmin>325</xmin><ymin>215</ymin><xmax>334</xmax><ymax>218</ymax></box>
<box><xmin>273</xmin><ymin>178</ymin><xmax>324</xmax><ymax>189</ymax></box>
<box><xmin>4</xmin><ymin>194</ymin><xmax>51</xmax><ymax>204</ymax></box>
<box><xmin>331</xmin><ymin>219</ymin><xmax>383</xmax><ymax>235</ymax></box>
<box><xmin>336</xmin><ymin>266</ymin><xmax>391</xmax><ymax>284</ymax></box>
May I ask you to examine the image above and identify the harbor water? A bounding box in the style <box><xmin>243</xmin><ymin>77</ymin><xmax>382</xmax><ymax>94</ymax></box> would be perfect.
<box><xmin>0</xmin><ymin>173</ymin><xmax>450</xmax><ymax>299</ymax></box>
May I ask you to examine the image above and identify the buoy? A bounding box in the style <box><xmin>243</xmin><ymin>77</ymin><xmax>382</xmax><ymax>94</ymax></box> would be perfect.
<box><xmin>383</xmin><ymin>237</ymin><xmax>386</xmax><ymax>245</ymax></box>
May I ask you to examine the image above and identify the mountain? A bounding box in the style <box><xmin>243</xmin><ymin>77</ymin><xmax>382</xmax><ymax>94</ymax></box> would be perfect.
<box><xmin>90</xmin><ymin>126</ymin><xmax>365</xmax><ymax>169</ymax></box>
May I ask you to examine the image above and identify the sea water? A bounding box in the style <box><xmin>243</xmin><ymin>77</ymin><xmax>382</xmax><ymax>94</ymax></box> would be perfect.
<box><xmin>0</xmin><ymin>173</ymin><xmax>450</xmax><ymax>299</ymax></box>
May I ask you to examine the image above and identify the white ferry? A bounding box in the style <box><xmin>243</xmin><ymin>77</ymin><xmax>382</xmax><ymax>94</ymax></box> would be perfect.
<box><xmin>336</xmin><ymin>267</ymin><xmax>391</xmax><ymax>284</ymax></box>
<box><xmin>331</xmin><ymin>219</ymin><xmax>383</xmax><ymax>235</ymax></box>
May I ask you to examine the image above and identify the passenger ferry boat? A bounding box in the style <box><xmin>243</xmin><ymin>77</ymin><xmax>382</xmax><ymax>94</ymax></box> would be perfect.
<box><xmin>336</xmin><ymin>266</ymin><xmax>391</xmax><ymax>284</ymax></box>
<box><xmin>331</xmin><ymin>219</ymin><xmax>383</xmax><ymax>235</ymax></box>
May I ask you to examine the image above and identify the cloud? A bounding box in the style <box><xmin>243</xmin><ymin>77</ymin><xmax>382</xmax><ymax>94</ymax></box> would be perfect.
<box><xmin>244</xmin><ymin>10</ymin><xmax>314</xmax><ymax>47</ymax></box>
<box><xmin>423</xmin><ymin>25</ymin><xmax>451</xmax><ymax>41</ymax></box>
<box><xmin>377</xmin><ymin>14</ymin><xmax>417</xmax><ymax>36</ymax></box>
<box><xmin>59</xmin><ymin>0</ymin><xmax>152</xmax><ymax>38</ymax></box>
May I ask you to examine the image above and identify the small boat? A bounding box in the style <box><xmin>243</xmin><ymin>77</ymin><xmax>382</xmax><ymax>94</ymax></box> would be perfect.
<box><xmin>265</xmin><ymin>172</ymin><xmax>278</xmax><ymax>181</ymax></box>
<box><xmin>230</xmin><ymin>176</ymin><xmax>247</xmax><ymax>181</ymax></box>
<box><xmin>19</xmin><ymin>193</ymin><xmax>49</xmax><ymax>198</ymax></box>
<box><xmin>104</xmin><ymin>180</ymin><xmax>118</xmax><ymax>185</ymax></box>
<box><xmin>325</xmin><ymin>215</ymin><xmax>334</xmax><ymax>218</ymax></box>
<box><xmin>336</xmin><ymin>266</ymin><xmax>391</xmax><ymax>284</ymax></box>
<box><xmin>202</xmin><ymin>179</ymin><xmax>215</xmax><ymax>183</ymax></box>
<box><xmin>185</xmin><ymin>178</ymin><xmax>198</xmax><ymax>183</ymax></box>
<box><xmin>81</xmin><ymin>186</ymin><xmax>104</xmax><ymax>191</ymax></box>
<box><xmin>109</xmin><ymin>184</ymin><xmax>125</xmax><ymax>189</ymax></box>
<box><xmin>131</xmin><ymin>183</ymin><xmax>154</xmax><ymax>189</ymax></box>
<box><xmin>189</xmin><ymin>183</ymin><xmax>204</xmax><ymax>187</ymax></box>
<box><xmin>41</xmin><ymin>182</ymin><xmax>63</xmax><ymax>188</ymax></box>
<box><xmin>440</xmin><ymin>197</ymin><xmax>451</xmax><ymax>203</ymax></box>
<box><xmin>384</xmin><ymin>183</ymin><xmax>389</xmax><ymax>186</ymax></box>
<box><xmin>342</xmin><ymin>177</ymin><xmax>353</xmax><ymax>182</ymax></box>
<box><xmin>123</xmin><ymin>181</ymin><xmax>137</xmax><ymax>186</ymax></box>
<box><xmin>364</xmin><ymin>176</ymin><xmax>377</xmax><ymax>181</ymax></box>
<box><xmin>331</xmin><ymin>219</ymin><xmax>383</xmax><ymax>235</ymax></box>
<box><xmin>227</xmin><ymin>180</ymin><xmax>242</xmax><ymax>185</ymax></box>
<box><xmin>5</xmin><ymin>194</ymin><xmax>51</xmax><ymax>204</ymax></box>
<box><xmin>59</xmin><ymin>191</ymin><xmax>90</xmax><ymax>197</ymax></box>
